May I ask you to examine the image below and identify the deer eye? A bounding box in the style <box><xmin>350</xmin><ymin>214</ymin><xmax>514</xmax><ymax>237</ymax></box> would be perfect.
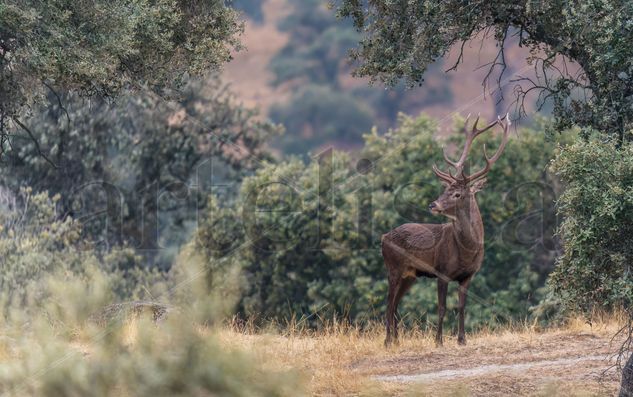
<box><xmin>453</xmin><ymin>193</ymin><xmax>461</xmax><ymax>198</ymax></box>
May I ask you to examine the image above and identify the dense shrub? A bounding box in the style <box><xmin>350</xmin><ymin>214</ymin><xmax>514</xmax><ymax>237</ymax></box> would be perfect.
<box><xmin>549</xmin><ymin>136</ymin><xmax>633</xmax><ymax>314</ymax></box>
<box><xmin>192</xmin><ymin>114</ymin><xmax>569</xmax><ymax>328</ymax></box>
<box><xmin>0</xmin><ymin>188</ymin><xmax>166</xmax><ymax>309</ymax></box>
<box><xmin>548</xmin><ymin>136</ymin><xmax>633</xmax><ymax>394</ymax></box>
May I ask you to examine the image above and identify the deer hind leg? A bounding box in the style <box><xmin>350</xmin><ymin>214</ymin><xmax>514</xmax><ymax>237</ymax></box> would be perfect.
<box><xmin>457</xmin><ymin>277</ymin><xmax>472</xmax><ymax>345</ymax></box>
<box><xmin>384</xmin><ymin>268</ymin><xmax>414</xmax><ymax>346</ymax></box>
<box><xmin>392</xmin><ymin>276</ymin><xmax>416</xmax><ymax>342</ymax></box>
<box><xmin>435</xmin><ymin>278</ymin><xmax>448</xmax><ymax>346</ymax></box>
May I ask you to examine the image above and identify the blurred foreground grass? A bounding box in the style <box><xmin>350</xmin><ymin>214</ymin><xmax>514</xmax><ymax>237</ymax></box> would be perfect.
<box><xmin>0</xmin><ymin>268</ymin><xmax>303</xmax><ymax>396</ymax></box>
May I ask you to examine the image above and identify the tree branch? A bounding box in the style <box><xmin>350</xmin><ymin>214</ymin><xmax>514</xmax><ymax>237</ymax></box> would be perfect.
<box><xmin>11</xmin><ymin>117</ymin><xmax>58</xmax><ymax>168</ymax></box>
<box><xmin>42</xmin><ymin>81</ymin><xmax>71</xmax><ymax>126</ymax></box>
<box><xmin>481</xmin><ymin>27</ymin><xmax>509</xmax><ymax>103</ymax></box>
<box><xmin>445</xmin><ymin>39</ymin><xmax>468</xmax><ymax>73</ymax></box>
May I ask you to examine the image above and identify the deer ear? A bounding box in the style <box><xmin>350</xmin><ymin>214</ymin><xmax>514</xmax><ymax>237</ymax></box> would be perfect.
<box><xmin>470</xmin><ymin>178</ymin><xmax>487</xmax><ymax>193</ymax></box>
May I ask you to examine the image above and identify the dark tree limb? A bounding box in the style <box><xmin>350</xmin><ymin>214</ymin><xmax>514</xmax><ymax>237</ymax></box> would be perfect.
<box><xmin>42</xmin><ymin>81</ymin><xmax>71</xmax><ymax>126</ymax></box>
<box><xmin>11</xmin><ymin>117</ymin><xmax>58</xmax><ymax>168</ymax></box>
<box><xmin>619</xmin><ymin>320</ymin><xmax>633</xmax><ymax>396</ymax></box>
<box><xmin>445</xmin><ymin>39</ymin><xmax>468</xmax><ymax>73</ymax></box>
<box><xmin>480</xmin><ymin>27</ymin><xmax>509</xmax><ymax>104</ymax></box>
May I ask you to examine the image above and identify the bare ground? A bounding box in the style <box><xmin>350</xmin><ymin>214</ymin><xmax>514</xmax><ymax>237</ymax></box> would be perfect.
<box><xmin>351</xmin><ymin>330</ymin><xmax>622</xmax><ymax>396</ymax></box>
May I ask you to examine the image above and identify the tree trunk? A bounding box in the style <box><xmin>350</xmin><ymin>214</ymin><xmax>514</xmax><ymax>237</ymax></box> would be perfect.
<box><xmin>620</xmin><ymin>352</ymin><xmax>633</xmax><ymax>397</ymax></box>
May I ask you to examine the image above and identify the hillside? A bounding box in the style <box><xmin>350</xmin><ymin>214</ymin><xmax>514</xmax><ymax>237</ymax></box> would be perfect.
<box><xmin>218</xmin><ymin>318</ymin><xmax>624</xmax><ymax>396</ymax></box>
<box><xmin>224</xmin><ymin>0</ymin><xmax>550</xmax><ymax>148</ymax></box>
<box><xmin>223</xmin><ymin>0</ymin><xmax>290</xmax><ymax>112</ymax></box>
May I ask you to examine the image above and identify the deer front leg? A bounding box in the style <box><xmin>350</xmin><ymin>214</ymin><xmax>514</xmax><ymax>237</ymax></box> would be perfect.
<box><xmin>457</xmin><ymin>277</ymin><xmax>471</xmax><ymax>345</ymax></box>
<box><xmin>436</xmin><ymin>278</ymin><xmax>448</xmax><ymax>346</ymax></box>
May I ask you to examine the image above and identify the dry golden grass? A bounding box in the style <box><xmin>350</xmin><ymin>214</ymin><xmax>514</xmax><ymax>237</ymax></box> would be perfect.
<box><xmin>215</xmin><ymin>314</ymin><xmax>626</xmax><ymax>396</ymax></box>
<box><xmin>6</xmin><ymin>308</ymin><xmax>624</xmax><ymax>396</ymax></box>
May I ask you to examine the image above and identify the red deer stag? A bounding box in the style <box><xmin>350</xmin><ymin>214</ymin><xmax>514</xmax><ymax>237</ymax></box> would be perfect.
<box><xmin>382</xmin><ymin>114</ymin><xmax>510</xmax><ymax>347</ymax></box>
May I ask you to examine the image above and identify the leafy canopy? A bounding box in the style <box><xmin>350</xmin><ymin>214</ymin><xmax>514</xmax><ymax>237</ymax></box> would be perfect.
<box><xmin>0</xmin><ymin>0</ymin><xmax>243</xmax><ymax>135</ymax></box>
<box><xmin>335</xmin><ymin>1</ymin><xmax>633</xmax><ymax>143</ymax></box>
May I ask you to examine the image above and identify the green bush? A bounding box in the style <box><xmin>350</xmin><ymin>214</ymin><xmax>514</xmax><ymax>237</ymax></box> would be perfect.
<box><xmin>0</xmin><ymin>188</ymin><xmax>166</xmax><ymax>310</ymax></box>
<box><xmin>549</xmin><ymin>135</ymin><xmax>633</xmax><ymax>314</ymax></box>
<box><xmin>193</xmin><ymin>114</ymin><xmax>569</xmax><ymax>328</ymax></box>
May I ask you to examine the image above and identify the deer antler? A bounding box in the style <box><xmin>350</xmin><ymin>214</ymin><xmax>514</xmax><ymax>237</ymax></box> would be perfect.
<box><xmin>463</xmin><ymin>113</ymin><xmax>511</xmax><ymax>182</ymax></box>
<box><xmin>433</xmin><ymin>113</ymin><xmax>510</xmax><ymax>183</ymax></box>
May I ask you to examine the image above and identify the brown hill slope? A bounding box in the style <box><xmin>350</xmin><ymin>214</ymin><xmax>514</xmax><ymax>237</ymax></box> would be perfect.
<box><xmin>223</xmin><ymin>0</ymin><xmax>290</xmax><ymax>113</ymax></box>
<box><xmin>223</xmin><ymin>0</ymin><xmax>564</xmax><ymax>138</ymax></box>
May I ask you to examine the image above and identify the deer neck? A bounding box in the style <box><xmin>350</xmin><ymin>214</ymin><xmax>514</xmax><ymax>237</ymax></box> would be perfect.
<box><xmin>451</xmin><ymin>197</ymin><xmax>484</xmax><ymax>252</ymax></box>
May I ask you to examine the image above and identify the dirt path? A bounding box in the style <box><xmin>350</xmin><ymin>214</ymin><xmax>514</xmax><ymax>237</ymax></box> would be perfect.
<box><xmin>351</xmin><ymin>331</ymin><xmax>623</xmax><ymax>396</ymax></box>
<box><xmin>373</xmin><ymin>355</ymin><xmax>612</xmax><ymax>382</ymax></box>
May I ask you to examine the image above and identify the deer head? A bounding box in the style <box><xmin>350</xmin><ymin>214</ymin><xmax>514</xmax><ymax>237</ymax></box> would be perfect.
<box><xmin>428</xmin><ymin>114</ymin><xmax>510</xmax><ymax>218</ymax></box>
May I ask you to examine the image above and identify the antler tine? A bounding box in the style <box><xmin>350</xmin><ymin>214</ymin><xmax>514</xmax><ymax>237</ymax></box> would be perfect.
<box><xmin>442</xmin><ymin>147</ymin><xmax>459</xmax><ymax>169</ymax></box>
<box><xmin>462</xmin><ymin>113</ymin><xmax>472</xmax><ymax>135</ymax></box>
<box><xmin>465</xmin><ymin>113</ymin><xmax>511</xmax><ymax>182</ymax></box>
<box><xmin>440</xmin><ymin>113</ymin><xmax>471</xmax><ymax>170</ymax></box>
<box><xmin>468</xmin><ymin>113</ymin><xmax>480</xmax><ymax>136</ymax></box>
<box><xmin>432</xmin><ymin>163</ymin><xmax>457</xmax><ymax>183</ymax></box>
<box><xmin>471</xmin><ymin>112</ymin><xmax>498</xmax><ymax>137</ymax></box>
<box><xmin>443</xmin><ymin>114</ymin><xmax>473</xmax><ymax>171</ymax></box>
